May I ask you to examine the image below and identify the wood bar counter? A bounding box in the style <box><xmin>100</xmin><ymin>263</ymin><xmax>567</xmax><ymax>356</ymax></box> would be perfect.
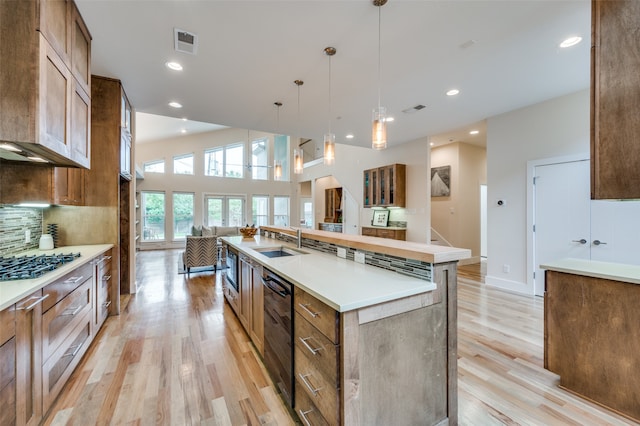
<box><xmin>542</xmin><ymin>259</ymin><xmax>640</xmax><ymax>422</ymax></box>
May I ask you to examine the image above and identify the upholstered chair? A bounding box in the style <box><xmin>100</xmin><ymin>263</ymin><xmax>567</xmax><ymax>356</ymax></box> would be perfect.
<box><xmin>182</xmin><ymin>235</ymin><xmax>218</xmax><ymax>275</ymax></box>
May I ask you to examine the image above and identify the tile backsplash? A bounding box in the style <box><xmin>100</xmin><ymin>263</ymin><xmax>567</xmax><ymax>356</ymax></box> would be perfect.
<box><xmin>0</xmin><ymin>207</ymin><xmax>43</xmax><ymax>256</ymax></box>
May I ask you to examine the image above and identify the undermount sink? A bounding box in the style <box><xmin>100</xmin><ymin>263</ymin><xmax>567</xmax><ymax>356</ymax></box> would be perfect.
<box><xmin>254</xmin><ymin>247</ymin><xmax>308</xmax><ymax>258</ymax></box>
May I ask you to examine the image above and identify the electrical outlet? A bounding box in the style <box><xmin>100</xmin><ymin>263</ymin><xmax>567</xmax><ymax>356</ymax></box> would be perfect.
<box><xmin>355</xmin><ymin>251</ymin><xmax>365</xmax><ymax>264</ymax></box>
<box><xmin>24</xmin><ymin>229</ymin><xmax>30</xmax><ymax>243</ymax></box>
<box><xmin>503</xmin><ymin>264</ymin><xmax>510</xmax><ymax>273</ymax></box>
<box><xmin>337</xmin><ymin>247</ymin><xmax>347</xmax><ymax>259</ymax></box>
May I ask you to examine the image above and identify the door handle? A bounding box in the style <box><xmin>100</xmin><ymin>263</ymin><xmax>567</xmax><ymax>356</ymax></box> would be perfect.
<box><xmin>572</xmin><ymin>239</ymin><xmax>587</xmax><ymax>244</ymax></box>
<box><xmin>592</xmin><ymin>240</ymin><xmax>607</xmax><ymax>246</ymax></box>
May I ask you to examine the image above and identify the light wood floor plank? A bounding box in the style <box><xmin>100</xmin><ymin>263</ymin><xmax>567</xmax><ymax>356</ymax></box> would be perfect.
<box><xmin>40</xmin><ymin>252</ymin><xmax>639</xmax><ymax>425</ymax></box>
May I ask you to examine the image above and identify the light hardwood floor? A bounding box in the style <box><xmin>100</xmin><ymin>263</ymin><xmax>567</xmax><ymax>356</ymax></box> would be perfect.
<box><xmin>42</xmin><ymin>252</ymin><xmax>638</xmax><ymax>425</ymax></box>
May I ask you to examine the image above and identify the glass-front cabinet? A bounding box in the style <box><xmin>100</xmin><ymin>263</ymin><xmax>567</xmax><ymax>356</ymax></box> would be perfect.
<box><xmin>363</xmin><ymin>163</ymin><xmax>406</xmax><ymax>208</ymax></box>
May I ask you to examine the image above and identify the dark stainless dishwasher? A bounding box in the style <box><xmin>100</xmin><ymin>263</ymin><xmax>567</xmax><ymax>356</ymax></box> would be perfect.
<box><xmin>262</xmin><ymin>268</ymin><xmax>294</xmax><ymax>407</ymax></box>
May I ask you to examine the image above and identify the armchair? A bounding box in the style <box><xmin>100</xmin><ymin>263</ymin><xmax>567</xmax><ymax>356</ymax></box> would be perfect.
<box><xmin>182</xmin><ymin>235</ymin><xmax>218</xmax><ymax>275</ymax></box>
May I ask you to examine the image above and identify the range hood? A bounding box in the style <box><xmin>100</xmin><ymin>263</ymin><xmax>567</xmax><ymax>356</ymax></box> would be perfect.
<box><xmin>0</xmin><ymin>142</ymin><xmax>55</xmax><ymax>164</ymax></box>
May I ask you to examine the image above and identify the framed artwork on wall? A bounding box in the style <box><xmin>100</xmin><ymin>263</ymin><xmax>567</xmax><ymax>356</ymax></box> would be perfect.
<box><xmin>372</xmin><ymin>209</ymin><xmax>389</xmax><ymax>227</ymax></box>
<box><xmin>431</xmin><ymin>165</ymin><xmax>451</xmax><ymax>197</ymax></box>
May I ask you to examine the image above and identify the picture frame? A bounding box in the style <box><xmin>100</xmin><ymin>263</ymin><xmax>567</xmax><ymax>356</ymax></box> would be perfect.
<box><xmin>431</xmin><ymin>165</ymin><xmax>451</xmax><ymax>197</ymax></box>
<box><xmin>372</xmin><ymin>209</ymin><xmax>389</xmax><ymax>227</ymax></box>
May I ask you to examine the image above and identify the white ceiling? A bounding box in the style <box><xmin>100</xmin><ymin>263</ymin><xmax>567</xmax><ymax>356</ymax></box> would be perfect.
<box><xmin>76</xmin><ymin>0</ymin><xmax>591</xmax><ymax>149</ymax></box>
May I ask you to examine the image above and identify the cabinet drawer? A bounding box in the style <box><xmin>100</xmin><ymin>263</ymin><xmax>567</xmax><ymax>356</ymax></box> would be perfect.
<box><xmin>223</xmin><ymin>280</ymin><xmax>239</xmax><ymax>314</ymax></box>
<box><xmin>0</xmin><ymin>306</ymin><xmax>15</xmax><ymax>346</ymax></box>
<box><xmin>42</xmin><ymin>311</ymin><xmax>91</xmax><ymax>411</ymax></box>
<box><xmin>294</xmin><ymin>313</ymin><xmax>339</xmax><ymax>384</ymax></box>
<box><xmin>295</xmin><ymin>346</ymin><xmax>339</xmax><ymax>425</ymax></box>
<box><xmin>294</xmin><ymin>288</ymin><xmax>339</xmax><ymax>344</ymax></box>
<box><xmin>295</xmin><ymin>383</ymin><xmax>331</xmax><ymax>426</ymax></box>
<box><xmin>43</xmin><ymin>261</ymin><xmax>93</xmax><ymax>312</ymax></box>
<box><xmin>42</xmin><ymin>278</ymin><xmax>92</xmax><ymax>362</ymax></box>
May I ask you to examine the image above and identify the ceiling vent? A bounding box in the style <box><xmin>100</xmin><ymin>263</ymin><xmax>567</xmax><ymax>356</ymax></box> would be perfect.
<box><xmin>402</xmin><ymin>104</ymin><xmax>426</xmax><ymax>114</ymax></box>
<box><xmin>174</xmin><ymin>28</ymin><xmax>198</xmax><ymax>55</ymax></box>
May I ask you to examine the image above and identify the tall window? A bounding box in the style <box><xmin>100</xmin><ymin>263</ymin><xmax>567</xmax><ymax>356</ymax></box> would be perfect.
<box><xmin>251</xmin><ymin>138</ymin><xmax>268</xmax><ymax>180</ymax></box>
<box><xmin>226</xmin><ymin>143</ymin><xmax>244</xmax><ymax>178</ymax></box>
<box><xmin>252</xmin><ymin>195</ymin><xmax>269</xmax><ymax>226</ymax></box>
<box><xmin>274</xmin><ymin>135</ymin><xmax>290</xmax><ymax>181</ymax></box>
<box><xmin>141</xmin><ymin>191</ymin><xmax>165</xmax><ymax>241</ymax></box>
<box><xmin>204</xmin><ymin>148</ymin><xmax>223</xmax><ymax>177</ymax></box>
<box><xmin>173</xmin><ymin>154</ymin><xmax>194</xmax><ymax>175</ymax></box>
<box><xmin>144</xmin><ymin>160</ymin><xmax>165</xmax><ymax>173</ymax></box>
<box><xmin>205</xmin><ymin>195</ymin><xmax>246</xmax><ymax>227</ymax></box>
<box><xmin>173</xmin><ymin>192</ymin><xmax>194</xmax><ymax>240</ymax></box>
<box><xmin>274</xmin><ymin>196</ymin><xmax>290</xmax><ymax>227</ymax></box>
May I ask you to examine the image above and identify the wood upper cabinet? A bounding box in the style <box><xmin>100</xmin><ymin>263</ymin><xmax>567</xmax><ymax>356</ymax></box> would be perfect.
<box><xmin>591</xmin><ymin>0</ymin><xmax>640</xmax><ymax>199</ymax></box>
<box><xmin>324</xmin><ymin>187</ymin><xmax>342</xmax><ymax>223</ymax></box>
<box><xmin>0</xmin><ymin>0</ymin><xmax>91</xmax><ymax>168</ymax></box>
<box><xmin>0</xmin><ymin>162</ymin><xmax>83</xmax><ymax>206</ymax></box>
<box><xmin>363</xmin><ymin>163</ymin><xmax>406</xmax><ymax>207</ymax></box>
<box><xmin>54</xmin><ymin>167</ymin><xmax>85</xmax><ymax>205</ymax></box>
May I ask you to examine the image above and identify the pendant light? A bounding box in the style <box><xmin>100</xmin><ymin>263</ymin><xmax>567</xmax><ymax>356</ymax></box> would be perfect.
<box><xmin>293</xmin><ymin>80</ymin><xmax>304</xmax><ymax>174</ymax></box>
<box><xmin>324</xmin><ymin>47</ymin><xmax>336</xmax><ymax>165</ymax></box>
<box><xmin>274</xmin><ymin>101</ymin><xmax>283</xmax><ymax>180</ymax></box>
<box><xmin>372</xmin><ymin>0</ymin><xmax>387</xmax><ymax>150</ymax></box>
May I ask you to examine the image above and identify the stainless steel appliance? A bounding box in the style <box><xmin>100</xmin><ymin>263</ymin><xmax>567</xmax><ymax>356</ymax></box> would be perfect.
<box><xmin>225</xmin><ymin>246</ymin><xmax>239</xmax><ymax>291</ymax></box>
<box><xmin>0</xmin><ymin>252</ymin><xmax>81</xmax><ymax>281</ymax></box>
<box><xmin>262</xmin><ymin>267</ymin><xmax>294</xmax><ymax>407</ymax></box>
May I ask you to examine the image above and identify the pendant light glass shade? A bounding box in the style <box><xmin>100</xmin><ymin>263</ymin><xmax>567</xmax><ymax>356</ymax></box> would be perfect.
<box><xmin>372</xmin><ymin>107</ymin><xmax>387</xmax><ymax>150</ymax></box>
<box><xmin>274</xmin><ymin>160</ymin><xmax>282</xmax><ymax>180</ymax></box>
<box><xmin>324</xmin><ymin>133</ymin><xmax>335</xmax><ymax>165</ymax></box>
<box><xmin>293</xmin><ymin>148</ymin><xmax>304</xmax><ymax>174</ymax></box>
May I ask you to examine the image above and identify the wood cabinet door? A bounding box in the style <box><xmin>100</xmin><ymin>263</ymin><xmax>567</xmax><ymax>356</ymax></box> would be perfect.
<box><xmin>591</xmin><ymin>0</ymin><xmax>640</xmax><ymax>199</ymax></box>
<box><xmin>69</xmin><ymin>79</ymin><xmax>91</xmax><ymax>168</ymax></box>
<box><xmin>0</xmin><ymin>306</ymin><xmax>17</xmax><ymax>426</ymax></box>
<box><xmin>38</xmin><ymin>0</ymin><xmax>71</xmax><ymax>63</ymax></box>
<box><xmin>70</xmin><ymin>3</ymin><xmax>91</xmax><ymax>94</ymax></box>
<box><xmin>239</xmin><ymin>259</ymin><xmax>251</xmax><ymax>329</ymax></box>
<box><xmin>250</xmin><ymin>265</ymin><xmax>264</xmax><ymax>354</ymax></box>
<box><xmin>53</xmin><ymin>167</ymin><xmax>84</xmax><ymax>205</ymax></box>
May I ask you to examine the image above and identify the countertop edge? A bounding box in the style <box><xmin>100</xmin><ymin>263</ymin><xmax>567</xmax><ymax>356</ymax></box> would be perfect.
<box><xmin>540</xmin><ymin>258</ymin><xmax>640</xmax><ymax>285</ymax></box>
<box><xmin>0</xmin><ymin>244</ymin><xmax>114</xmax><ymax>311</ymax></box>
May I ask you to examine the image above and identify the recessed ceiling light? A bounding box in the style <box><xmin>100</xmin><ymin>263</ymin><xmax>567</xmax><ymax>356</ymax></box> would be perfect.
<box><xmin>469</xmin><ymin>130</ymin><xmax>479</xmax><ymax>135</ymax></box>
<box><xmin>181</xmin><ymin>117</ymin><xmax>188</xmax><ymax>121</ymax></box>
<box><xmin>169</xmin><ymin>101</ymin><xmax>182</xmax><ymax>108</ymax></box>
<box><xmin>430</xmin><ymin>142</ymin><xmax>434</xmax><ymax>146</ymax></box>
<box><xmin>386</xmin><ymin>116</ymin><xmax>395</xmax><ymax>122</ymax></box>
<box><xmin>165</xmin><ymin>61</ymin><xmax>183</xmax><ymax>71</ymax></box>
<box><xmin>181</xmin><ymin>129</ymin><xmax>187</xmax><ymax>134</ymax></box>
<box><xmin>346</xmin><ymin>134</ymin><xmax>354</xmax><ymax>139</ymax></box>
<box><xmin>559</xmin><ymin>36</ymin><xmax>582</xmax><ymax>48</ymax></box>
<box><xmin>0</xmin><ymin>143</ymin><xmax>21</xmax><ymax>152</ymax></box>
<box><xmin>446</xmin><ymin>89</ymin><xmax>460</xmax><ymax>96</ymax></box>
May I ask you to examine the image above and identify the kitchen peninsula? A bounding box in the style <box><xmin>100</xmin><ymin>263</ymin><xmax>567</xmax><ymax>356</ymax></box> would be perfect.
<box><xmin>542</xmin><ymin>259</ymin><xmax>640</xmax><ymax>423</ymax></box>
<box><xmin>222</xmin><ymin>226</ymin><xmax>470</xmax><ymax>425</ymax></box>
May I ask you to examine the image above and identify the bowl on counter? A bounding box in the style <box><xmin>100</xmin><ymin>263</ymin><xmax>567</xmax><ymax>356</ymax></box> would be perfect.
<box><xmin>239</xmin><ymin>227</ymin><xmax>258</xmax><ymax>239</ymax></box>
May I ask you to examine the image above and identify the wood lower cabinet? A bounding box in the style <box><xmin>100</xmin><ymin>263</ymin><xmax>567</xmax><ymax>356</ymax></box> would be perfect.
<box><xmin>94</xmin><ymin>252</ymin><xmax>113</xmax><ymax>330</ymax></box>
<box><xmin>249</xmin><ymin>264</ymin><xmax>264</xmax><ymax>355</ymax></box>
<box><xmin>591</xmin><ymin>0</ymin><xmax>640</xmax><ymax>199</ymax></box>
<box><xmin>361</xmin><ymin>226</ymin><xmax>406</xmax><ymax>241</ymax></box>
<box><xmin>0</xmin><ymin>304</ymin><xmax>17</xmax><ymax>426</ymax></box>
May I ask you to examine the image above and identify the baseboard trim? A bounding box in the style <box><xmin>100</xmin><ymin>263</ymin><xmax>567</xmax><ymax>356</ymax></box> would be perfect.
<box><xmin>485</xmin><ymin>275</ymin><xmax>533</xmax><ymax>296</ymax></box>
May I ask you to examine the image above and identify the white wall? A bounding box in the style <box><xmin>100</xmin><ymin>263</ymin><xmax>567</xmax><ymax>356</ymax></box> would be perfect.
<box><xmin>431</xmin><ymin>142</ymin><xmax>486</xmax><ymax>261</ymax></box>
<box><xmin>486</xmin><ymin>89</ymin><xmax>590</xmax><ymax>294</ymax></box>
<box><xmin>300</xmin><ymin>137</ymin><xmax>432</xmax><ymax>243</ymax></box>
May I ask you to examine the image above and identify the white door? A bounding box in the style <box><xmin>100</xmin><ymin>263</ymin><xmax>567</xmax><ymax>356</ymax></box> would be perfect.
<box><xmin>205</xmin><ymin>195</ymin><xmax>246</xmax><ymax>226</ymax></box>
<box><xmin>591</xmin><ymin>200</ymin><xmax>640</xmax><ymax>264</ymax></box>
<box><xmin>343</xmin><ymin>189</ymin><xmax>359</xmax><ymax>235</ymax></box>
<box><xmin>533</xmin><ymin>160</ymin><xmax>591</xmax><ymax>295</ymax></box>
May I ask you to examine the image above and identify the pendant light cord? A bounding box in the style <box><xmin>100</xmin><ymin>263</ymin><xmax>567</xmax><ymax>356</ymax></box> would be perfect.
<box><xmin>328</xmin><ymin>54</ymin><xmax>332</xmax><ymax>133</ymax></box>
<box><xmin>377</xmin><ymin>3</ymin><xmax>382</xmax><ymax>111</ymax></box>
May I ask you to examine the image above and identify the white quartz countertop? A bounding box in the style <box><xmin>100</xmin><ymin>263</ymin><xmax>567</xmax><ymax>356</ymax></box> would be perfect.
<box><xmin>540</xmin><ymin>258</ymin><xmax>640</xmax><ymax>285</ymax></box>
<box><xmin>0</xmin><ymin>244</ymin><xmax>113</xmax><ymax>311</ymax></box>
<box><xmin>222</xmin><ymin>236</ymin><xmax>437</xmax><ymax>312</ymax></box>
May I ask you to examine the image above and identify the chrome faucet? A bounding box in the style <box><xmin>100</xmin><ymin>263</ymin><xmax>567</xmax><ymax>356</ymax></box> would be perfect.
<box><xmin>290</xmin><ymin>227</ymin><xmax>302</xmax><ymax>248</ymax></box>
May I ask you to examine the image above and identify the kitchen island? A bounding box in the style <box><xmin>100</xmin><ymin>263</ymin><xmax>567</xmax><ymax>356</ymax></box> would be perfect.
<box><xmin>542</xmin><ymin>258</ymin><xmax>640</xmax><ymax>423</ymax></box>
<box><xmin>222</xmin><ymin>226</ymin><xmax>470</xmax><ymax>426</ymax></box>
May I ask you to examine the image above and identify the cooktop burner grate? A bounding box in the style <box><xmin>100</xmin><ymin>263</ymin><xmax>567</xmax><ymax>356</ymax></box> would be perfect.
<box><xmin>0</xmin><ymin>252</ymin><xmax>81</xmax><ymax>281</ymax></box>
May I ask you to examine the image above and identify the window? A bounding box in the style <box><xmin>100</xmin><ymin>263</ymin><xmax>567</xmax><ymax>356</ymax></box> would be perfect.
<box><xmin>251</xmin><ymin>138</ymin><xmax>268</xmax><ymax>180</ymax></box>
<box><xmin>274</xmin><ymin>135</ymin><xmax>290</xmax><ymax>181</ymax></box>
<box><xmin>141</xmin><ymin>191</ymin><xmax>165</xmax><ymax>241</ymax></box>
<box><xmin>204</xmin><ymin>148</ymin><xmax>223</xmax><ymax>177</ymax></box>
<box><xmin>173</xmin><ymin>192</ymin><xmax>194</xmax><ymax>240</ymax></box>
<box><xmin>205</xmin><ymin>195</ymin><xmax>246</xmax><ymax>227</ymax></box>
<box><xmin>252</xmin><ymin>195</ymin><xmax>269</xmax><ymax>226</ymax></box>
<box><xmin>226</xmin><ymin>143</ymin><xmax>244</xmax><ymax>178</ymax></box>
<box><xmin>144</xmin><ymin>160</ymin><xmax>164</xmax><ymax>173</ymax></box>
<box><xmin>173</xmin><ymin>154</ymin><xmax>194</xmax><ymax>175</ymax></box>
<box><xmin>274</xmin><ymin>196</ymin><xmax>290</xmax><ymax>227</ymax></box>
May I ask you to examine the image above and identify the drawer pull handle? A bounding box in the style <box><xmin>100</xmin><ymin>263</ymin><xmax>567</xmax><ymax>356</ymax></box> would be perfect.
<box><xmin>298</xmin><ymin>303</ymin><xmax>319</xmax><ymax>318</ymax></box>
<box><xmin>104</xmin><ymin>300</ymin><xmax>112</xmax><ymax>308</ymax></box>
<box><xmin>63</xmin><ymin>344</ymin><xmax>83</xmax><ymax>358</ymax></box>
<box><xmin>299</xmin><ymin>373</ymin><xmax>322</xmax><ymax>396</ymax></box>
<box><xmin>63</xmin><ymin>276</ymin><xmax>85</xmax><ymax>285</ymax></box>
<box><xmin>62</xmin><ymin>305</ymin><xmax>83</xmax><ymax>316</ymax></box>
<box><xmin>95</xmin><ymin>255</ymin><xmax>112</xmax><ymax>265</ymax></box>
<box><xmin>16</xmin><ymin>294</ymin><xmax>50</xmax><ymax>311</ymax></box>
<box><xmin>298</xmin><ymin>408</ymin><xmax>314</xmax><ymax>426</ymax></box>
<box><xmin>299</xmin><ymin>337</ymin><xmax>322</xmax><ymax>355</ymax></box>
<box><xmin>103</xmin><ymin>275</ymin><xmax>111</xmax><ymax>281</ymax></box>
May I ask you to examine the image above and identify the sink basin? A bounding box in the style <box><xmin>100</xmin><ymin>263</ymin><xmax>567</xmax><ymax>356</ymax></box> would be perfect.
<box><xmin>255</xmin><ymin>247</ymin><xmax>308</xmax><ymax>258</ymax></box>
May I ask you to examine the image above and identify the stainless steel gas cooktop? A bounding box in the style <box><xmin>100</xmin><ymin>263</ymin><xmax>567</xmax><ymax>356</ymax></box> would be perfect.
<box><xmin>0</xmin><ymin>252</ymin><xmax>81</xmax><ymax>281</ymax></box>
